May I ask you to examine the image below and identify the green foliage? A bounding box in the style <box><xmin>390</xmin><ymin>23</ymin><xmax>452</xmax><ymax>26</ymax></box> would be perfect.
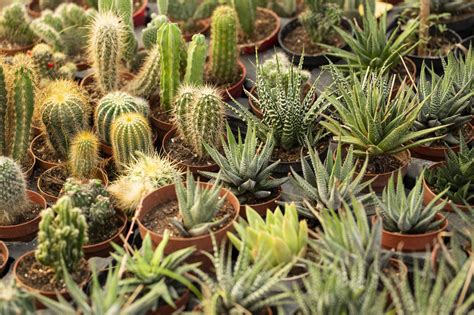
<box><xmin>184</xmin><ymin>34</ymin><xmax>208</xmax><ymax>86</ymax></box>
<box><xmin>126</xmin><ymin>45</ymin><xmax>160</xmax><ymax>100</ymax></box>
<box><xmin>68</xmin><ymin>131</ymin><xmax>99</xmax><ymax>179</ymax></box>
<box><xmin>141</xmin><ymin>14</ymin><xmax>169</xmax><ymax>50</ymax></box>
<box><xmin>259</xmin><ymin>52</ymin><xmax>310</xmax><ymax>90</ymax></box>
<box><xmin>39</xmin><ymin>0</ymin><xmax>62</xmax><ymax>11</ymax></box>
<box><xmin>231</xmin><ymin>0</ymin><xmax>257</xmax><ymax>37</ymax></box>
<box><xmin>0</xmin><ymin>3</ymin><xmax>36</xmax><ymax>46</ymax></box>
<box><xmin>228</xmin><ymin>203</ymin><xmax>308</xmax><ymax>268</ymax></box>
<box><xmin>36</xmin><ymin>196</ymin><xmax>88</xmax><ymax>279</ymax></box>
<box><xmin>30</xmin><ymin>11</ymin><xmax>66</xmax><ymax>53</ymax></box>
<box><xmin>426</xmin><ymin>136</ymin><xmax>474</xmax><ymax>205</ymax></box>
<box><xmin>157</xmin><ymin>0</ymin><xmax>219</xmax><ymax>32</ymax></box>
<box><xmin>0</xmin><ymin>157</ymin><xmax>28</xmax><ymax>226</ymax></box>
<box><xmin>257</xmin><ymin>0</ymin><xmax>296</xmax><ymax>17</ymax></box>
<box><xmin>30</xmin><ymin>44</ymin><xmax>77</xmax><ymax>81</ymax></box>
<box><xmin>374</xmin><ymin>171</ymin><xmax>447</xmax><ymax>234</ymax></box>
<box><xmin>299</xmin><ymin>0</ymin><xmax>342</xmax><ymax>44</ymax></box>
<box><xmin>450</xmin><ymin>46</ymin><xmax>474</xmax><ymax>116</ymax></box>
<box><xmin>0</xmin><ymin>281</ymin><xmax>35</xmax><ymax>314</ymax></box>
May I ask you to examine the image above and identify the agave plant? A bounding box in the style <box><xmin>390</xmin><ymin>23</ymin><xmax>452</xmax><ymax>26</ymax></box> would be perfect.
<box><xmin>374</xmin><ymin>171</ymin><xmax>447</xmax><ymax>234</ymax></box>
<box><xmin>201</xmin><ymin>124</ymin><xmax>287</xmax><ymax>204</ymax></box>
<box><xmin>227</xmin><ymin>203</ymin><xmax>308</xmax><ymax>268</ymax></box>
<box><xmin>425</xmin><ymin>136</ymin><xmax>474</xmax><ymax>205</ymax></box>
<box><xmin>290</xmin><ymin>142</ymin><xmax>372</xmax><ymax>217</ymax></box>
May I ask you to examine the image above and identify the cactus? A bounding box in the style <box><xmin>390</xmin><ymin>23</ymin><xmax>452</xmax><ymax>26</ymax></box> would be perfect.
<box><xmin>141</xmin><ymin>14</ymin><xmax>169</xmax><ymax>50</ymax></box>
<box><xmin>30</xmin><ymin>12</ymin><xmax>65</xmax><ymax>52</ymax></box>
<box><xmin>35</xmin><ymin>196</ymin><xmax>88</xmax><ymax>279</ymax></box>
<box><xmin>40</xmin><ymin>80</ymin><xmax>89</xmax><ymax>159</ymax></box>
<box><xmin>173</xmin><ymin>85</ymin><xmax>196</xmax><ymax>140</ymax></box>
<box><xmin>126</xmin><ymin>45</ymin><xmax>161</xmax><ymax>100</ymax></box>
<box><xmin>157</xmin><ymin>22</ymin><xmax>187</xmax><ymax>111</ymax></box>
<box><xmin>39</xmin><ymin>0</ymin><xmax>62</xmax><ymax>11</ymax></box>
<box><xmin>56</xmin><ymin>3</ymin><xmax>93</xmax><ymax>57</ymax></box>
<box><xmin>69</xmin><ymin>131</ymin><xmax>100</xmax><ymax>179</ymax></box>
<box><xmin>56</xmin><ymin>62</ymin><xmax>77</xmax><ymax>80</ymax></box>
<box><xmin>0</xmin><ymin>61</ymin><xmax>7</xmax><ymax>156</ymax></box>
<box><xmin>110</xmin><ymin>112</ymin><xmax>153</xmax><ymax>171</ymax></box>
<box><xmin>30</xmin><ymin>44</ymin><xmax>77</xmax><ymax>81</ymax></box>
<box><xmin>209</xmin><ymin>6</ymin><xmax>239</xmax><ymax>85</ymax></box>
<box><xmin>232</xmin><ymin>0</ymin><xmax>257</xmax><ymax>38</ymax></box>
<box><xmin>88</xmin><ymin>12</ymin><xmax>125</xmax><ymax>94</ymax></box>
<box><xmin>0</xmin><ymin>3</ymin><xmax>36</xmax><ymax>46</ymax></box>
<box><xmin>95</xmin><ymin>91</ymin><xmax>150</xmax><ymax>145</ymax></box>
<box><xmin>184</xmin><ymin>34</ymin><xmax>208</xmax><ymax>86</ymax></box>
<box><xmin>0</xmin><ymin>157</ymin><xmax>28</xmax><ymax>226</ymax></box>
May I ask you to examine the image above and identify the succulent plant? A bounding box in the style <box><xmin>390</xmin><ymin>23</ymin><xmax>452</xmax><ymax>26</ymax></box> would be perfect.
<box><xmin>201</xmin><ymin>124</ymin><xmax>287</xmax><ymax>204</ymax></box>
<box><xmin>39</xmin><ymin>0</ymin><xmax>62</xmax><ymax>10</ymax></box>
<box><xmin>56</xmin><ymin>3</ymin><xmax>94</xmax><ymax>57</ymax></box>
<box><xmin>425</xmin><ymin>136</ymin><xmax>474</xmax><ymax>205</ymax></box>
<box><xmin>68</xmin><ymin>131</ymin><xmax>100</xmax><ymax>180</ymax></box>
<box><xmin>39</xmin><ymin>80</ymin><xmax>90</xmax><ymax>159</ymax></box>
<box><xmin>0</xmin><ymin>61</ymin><xmax>6</xmax><ymax>156</ymax></box>
<box><xmin>374</xmin><ymin>171</ymin><xmax>447</xmax><ymax>234</ymax></box>
<box><xmin>299</xmin><ymin>0</ymin><xmax>342</xmax><ymax>44</ymax></box>
<box><xmin>110</xmin><ymin>112</ymin><xmax>153</xmax><ymax>171</ymax></box>
<box><xmin>35</xmin><ymin>196</ymin><xmax>88</xmax><ymax>279</ymax></box>
<box><xmin>126</xmin><ymin>45</ymin><xmax>160</xmax><ymax>100</ymax></box>
<box><xmin>208</xmin><ymin>6</ymin><xmax>239</xmax><ymax>85</ymax></box>
<box><xmin>259</xmin><ymin>52</ymin><xmax>310</xmax><ymax>90</ymax></box>
<box><xmin>451</xmin><ymin>204</ymin><xmax>474</xmax><ymax>247</ymax></box>
<box><xmin>0</xmin><ymin>3</ymin><xmax>36</xmax><ymax>46</ymax></box>
<box><xmin>141</xmin><ymin>14</ymin><xmax>169</xmax><ymax>50</ymax></box>
<box><xmin>30</xmin><ymin>11</ymin><xmax>66</xmax><ymax>53</ymax></box>
<box><xmin>231</xmin><ymin>0</ymin><xmax>257</xmax><ymax>38</ymax></box>
<box><xmin>184</xmin><ymin>34</ymin><xmax>208</xmax><ymax>86</ymax></box>
<box><xmin>228</xmin><ymin>203</ymin><xmax>308</xmax><ymax>268</ymax></box>
<box><xmin>0</xmin><ymin>281</ymin><xmax>35</xmax><ymax>314</ymax></box>
<box><xmin>0</xmin><ymin>157</ymin><xmax>28</xmax><ymax>226</ymax></box>
<box><xmin>157</xmin><ymin>0</ymin><xmax>219</xmax><ymax>32</ymax></box>
<box><xmin>256</xmin><ymin>0</ymin><xmax>296</xmax><ymax>17</ymax></box>
<box><xmin>30</xmin><ymin>44</ymin><xmax>77</xmax><ymax>82</ymax></box>
<box><xmin>95</xmin><ymin>91</ymin><xmax>150</xmax><ymax>145</ymax></box>
<box><xmin>449</xmin><ymin>46</ymin><xmax>474</xmax><ymax>116</ymax></box>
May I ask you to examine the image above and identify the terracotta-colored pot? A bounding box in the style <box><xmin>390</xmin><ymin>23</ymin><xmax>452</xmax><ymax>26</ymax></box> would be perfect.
<box><xmin>240</xmin><ymin>187</ymin><xmax>282</xmax><ymax>218</ymax></box>
<box><xmin>26</xmin><ymin>0</ymin><xmax>41</xmax><ymax>18</ymax></box>
<box><xmin>162</xmin><ymin>128</ymin><xmax>219</xmax><ymax>174</ymax></box>
<box><xmin>137</xmin><ymin>183</ymin><xmax>240</xmax><ymax>260</ymax></box>
<box><xmin>132</xmin><ymin>0</ymin><xmax>148</xmax><ymax>26</ymax></box>
<box><xmin>219</xmin><ymin>60</ymin><xmax>247</xmax><ymax>101</ymax></box>
<box><xmin>83</xmin><ymin>209</ymin><xmax>127</xmax><ymax>258</ymax></box>
<box><xmin>30</xmin><ymin>134</ymin><xmax>62</xmax><ymax>171</ymax></box>
<box><xmin>150</xmin><ymin>112</ymin><xmax>173</xmax><ymax>145</ymax></box>
<box><xmin>80</xmin><ymin>72</ymin><xmax>135</xmax><ymax>95</ymax></box>
<box><xmin>182</xmin><ymin>19</ymin><xmax>211</xmax><ymax>42</ymax></box>
<box><xmin>23</xmin><ymin>150</ymin><xmax>36</xmax><ymax>178</ymax></box>
<box><xmin>37</xmin><ymin>165</ymin><xmax>109</xmax><ymax>203</ymax></box>
<box><xmin>0</xmin><ymin>191</ymin><xmax>47</xmax><ymax>242</ymax></box>
<box><xmin>0</xmin><ymin>241</ymin><xmax>9</xmax><ymax>275</ymax></box>
<box><xmin>147</xmin><ymin>290</ymin><xmax>190</xmax><ymax>315</ymax></box>
<box><xmin>0</xmin><ymin>43</ymin><xmax>35</xmax><ymax>56</ymax></box>
<box><xmin>422</xmin><ymin>163</ymin><xmax>470</xmax><ymax>212</ymax></box>
<box><xmin>376</xmin><ymin>213</ymin><xmax>448</xmax><ymax>252</ymax></box>
<box><xmin>239</xmin><ymin>8</ymin><xmax>281</xmax><ymax>55</ymax></box>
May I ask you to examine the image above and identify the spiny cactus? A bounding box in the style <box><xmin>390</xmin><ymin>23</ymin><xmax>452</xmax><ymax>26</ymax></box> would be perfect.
<box><xmin>30</xmin><ymin>11</ymin><xmax>65</xmax><ymax>53</ymax></box>
<box><xmin>126</xmin><ymin>45</ymin><xmax>160</xmax><ymax>100</ymax></box>
<box><xmin>30</xmin><ymin>44</ymin><xmax>77</xmax><ymax>81</ymax></box>
<box><xmin>95</xmin><ymin>91</ymin><xmax>150</xmax><ymax>145</ymax></box>
<box><xmin>157</xmin><ymin>22</ymin><xmax>187</xmax><ymax>111</ymax></box>
<box><xmin>141</xmin><ymin>14</ymin><xmax>169</xmax><ymax>50</ymax></box>
<box><xmin>184</xmin><ymin>34</ymin><xmax>208</xmax><ymax>86</ymax></box>
<box><xmin>0</xmin><ymin>281</ymin><xmax>35</xmax><ymax>314</ymax></box>
<box><xmin>0</xmin><ymin>3</ymin><xmax>36</xmax><ymax>47</ymax></box>
<box><xmin>56</xmin><ymin>3</ymin><xmax>93</xmax><ymax>57</ymax></box>
<box><xmin>110</xmin><ymin>112</ymin><xmax>153</xmax><ymax>171</ymax></box>
<box><xmin>0</xmin><ymin>157</ymin><xmax>28</xmax><ymax>226</ymax></box>
<box><xmin>39</xmin><ymin>0</ymin><xmax>62</xmax><ymax>11</ymax></box>
<box><xmin>69</xmin><ymin>131</ymin><xmax>100</xmax><ymax>179</ymax></box>
<box><xmin>40</xmin><ymin>80</ymin><xmax>90</xmax><ymax>159</ymax></box>
<box><xmin>35</xmin><ymin>196</ymin><xmax>88</xmax><ymax>279</ymax></box>
<box><xmin>209</xmin><ymin>6</ymin><xmax>239</xmax><ymax>85</ymax></box>
<box><xmin>88</xmin><ymin>12</ymin><xmax>125</xmax><ymax>94</ymax></box>
<box><xmin>232</xmin><ymin>0</ymin><xmax>257</xmax><ymax>38</ymax></box>
<box><xmin>173</xmin><ymin>85</ymin><xmax>197</xmax><ymax>141</ymax></box>
<box><xmin>0</xmin><ymin>61</ymin><xmax>7</xmax><ymax>156</ymax></box>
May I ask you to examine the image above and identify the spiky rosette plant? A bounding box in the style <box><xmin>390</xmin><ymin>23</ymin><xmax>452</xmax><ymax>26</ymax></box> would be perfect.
<box><xmin>110</xmin><ymin>112</ymin><xmax>153</xmax><ymax>171</ymax></box>
<box><xmin>0</xmin><ymin>157</ymin><xmax>28</xmax><ymax>226</ymax></box>
<box><xmin>0</xmin><ymin>3</ymin><xmax>36</xmax><ymax>47</ymax></box>
<box><xmin>448</xmin><ymin>46</ymin><xmax>473</xmax><ymax>116</ymax></box>
<box><xmin>141</xmin><ymin>14</ymin><xmax>169</xmax><ymax>50</ymax></box>
<box><xmin>184</xmin><ymin>34</ymin><xmax>208</xmax><ymax>86</ymax></box>
<box><xmin>35</xmin><ymin>196</ymin><xmax>88</xmax><ymax>279</ymax></box>
<box><xmin>39</xmin><ymin>80</ymin><xmax>90</xmax><ymax>159</ymax></box>
<box><xmin>0</xmin><ymin>281</ymin><xmax>35</xmax><ymax>314</ymax></box>
<box><xmin>68</xmin><ymin>131</ymin><xmax>100</xmax><ymax>179</ymax></box>
<box><xmin>95</xmin><ymin>91</ymin><xmax>150</xmax><ymax>145</ymax></box>
<box><xmin>126</xmin><ymin>45</ymin><xmax>160</xmax><ymax>100</ymax></box>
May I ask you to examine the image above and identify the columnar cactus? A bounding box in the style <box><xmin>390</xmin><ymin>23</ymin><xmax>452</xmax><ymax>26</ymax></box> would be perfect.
<box><xmin>30</xmin><ymin>11</ymin><xmax>65</xmax><ymax>52</ymax></box>
<box><xmin>69</xmin><ymin>131</ymin><xmax>100</xmax><ymax>179</ymax></box>
<box><xmin>0</xmin><ymin>157</ymin><xmax>28</xmax><ymax>226</ymax></box>
<box><xmin>35</xmin><ymin>196</ymin><xmax>88</xmax><ymax>279</ymax></box>
<box><xmin>173</xmin><ymin>85</ymin><xmax>196</xmax><ymax>140</ymax></box>
<box><xmin>126</xmin><ymin>45</ymin><xmax>161</xmax><ymax>100</ymax></box>
<box><xmin>141</xmin><ymin>14</ymin><xmax>169</xmax><ymax>50</ymax></box>
<box><xmin>0</xmin><ymin>3</ymin><xmax>36</xmax><ymax>46</ymax></box>
<box><xmin>0</xmin><ymin>62</ymin><xmax>7</xmax><ymax>156</ymax></box>
<box><xmin>39</xmin><ymin>0</ymin><xmax>62</xmax><ymax>11</ymax></box>
<box><xmin>157</xmin><ymin>22</ymin><xmax>187</xmax><ymax>111</ymax></box>
<box><xmin>232</xmin><ymin>0</ymin><xmax>256</xmax><ymax>37</ymax></box>
<box><xmin>209</xmin><ymin>6</ymin><xmax>239</xmax><ymax>85</ymax></box>
<box><xmin>40</xmin><ymin>80</ymin><xmax>89</xmax><ymax>158</ymax></box>
<box><xmin>110</xmin><ymin>112</ymin><xmax>153</xmax><ymax>170</ymax></box>
<box><xmin>95</xmin><ymin>91</ymin><xmax>150</xmax><ymax>145</ymax></box>
<box><xmin>88</xmin><ymin>12</ymin><xmax>125</xmax><ymax>94</ymax></box>
<box><xmin>56</xmin><ymin>3</ymin><xmax>93</xmax><ymax>57</ymax></box>
<box><xmin>184</xmin><ymin>34</ymin><xmax>208</xmax><ymax>86</ymax></box>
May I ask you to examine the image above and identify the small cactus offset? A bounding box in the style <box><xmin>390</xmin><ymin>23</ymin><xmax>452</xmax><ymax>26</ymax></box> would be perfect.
<box><xmin>209</xmin><ymin>6</ymin><xmax>239</xmax><ymax>85</ymax></box>
<box><xmin>0</xmin><ymin>3</ymin><xmax>36</xmax><ymax>47</ymax></box>
<box><xmin>173</xmin><ymin>85</ymin><xmax>197</xmax><ymax>140</ymax></box>
<box><xmin>0</xmin><ymin>157</ymin><xmax>28</xmax><ymax>226</ymax></box>
<box><xmin>69</xmin><ymin>131</ymin><xmax>100</xmax><ymax>179</ymax></box>
<box><xmin>184</xmin><ymin>34</ymin><xmax>208</xmax><ymax>86</ymax></box>
<box><xmin>39</xmin><ymin>0</ymin><xmax>62</xmax><ymax>11</ymax></box>
<box><xmin>40</xmin><ymin>80</ymin><xmax>90</xmax><ymax>159</ymax></box>
<box><xmin>35</xmin><ymin>196</ymin><xmax>88</xmax><ymax>279</ymax></box>
<box><xmin>0</xmin><ymin>61</ymin><xmax>7</xmax><ymax>156</ymax></box>
<box><xmin>110</xmin><ymin>112</ymin><xmax>153</xmax><ymax>171</ymax></box>
<box><xmin>141</xmin><ymin>14</ymin><xmax>169</xmax><ymax>50</ymax></box>
<box><xmin>126</xmin><ymin>45</ymin><xmax>160</xmax><ymax>100</ymax></box>
<box><xmin>30</xmin><ymin>44</ymin><xmax>77</xmax><ymax>81</ymax></box>
<box><xmin>232</xmin><ymin>0</ymin><xmax>257</xmax><ymax>38</ymax></box>
<box><xmin>95</xmin><ymin>91</ymin><xmax>150</xmax><ymax>145</ymax></box>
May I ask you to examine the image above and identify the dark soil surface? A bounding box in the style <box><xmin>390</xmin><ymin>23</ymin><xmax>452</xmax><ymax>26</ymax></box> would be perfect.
<box><xmin>238</xmin><ymin>9</ymin><xmax>278</xmax><ymax>45</ymax></box>
<box><xmin>282</xmin><ymin>25</ymin><xmax>345</xmax><ymax>55</ymax></box>
<box><xmin>205</xmin><ymin>61</ymin><xmax>243</xmax><ymax>89</ymax></box>
<box><xmin>152</xmin><ymin>107</ymin><xmax>173</xmax><ymax>125</ymax></box>
<box><xmin>357</xmin><ymin>155</ymin><xmax>402</xmax><ymax>175</ymax></box>
<box><xmin>413</xmin><ymin>35</ymin><xmax>457</xmax><ymax>57</ymax></box>
<box><xmin>32</xmin><ymin>135</ymin><xmax>63</xmax><ymax>164</ymax></box>
<box><xmin>0</xmin><ymin>202</ymin><xmax>42</xmax><ymax>226</ymax></box>
<box><xmin>20</xmin><ymin>152</ymin><xmax>35</xmax><ymax>174</ymax></box>
<box><xmin>87</xmin><ymin>215</ymin><xmax>123</xmax><ymax>245</ymax></box>
<box><xmin>426</xmin><ymin>123</ymin><xmax>472</xmax><ymax>148</ymax></box>
<box><xmin>40</xmin><ymin>166</ymin><xmax>67</xmax><ymax>198</ymax></box>
<box><xmin>240</xmin><ymin>188</ymin><xmax>279</xmax><ymax>206</ymax></box>
<box><xmin>165</xmin><ymin>136</ymin><xmax>215</xmax><ymax>167</ymax></box>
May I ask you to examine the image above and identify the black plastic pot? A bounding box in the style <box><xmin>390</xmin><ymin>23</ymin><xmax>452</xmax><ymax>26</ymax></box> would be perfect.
<box><xmin>445</xmin><ymin>13</ymin><xmax>474</xmax><ymax>39</ymax></box>
<box><xmin>462</xmin><ymin>35</ymin><xmax>474</xmax><ymax>48</ymax></box>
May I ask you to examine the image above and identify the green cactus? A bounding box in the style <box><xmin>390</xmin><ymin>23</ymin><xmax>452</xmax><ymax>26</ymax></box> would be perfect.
<box><xmin>141</xmin><ymin>14</ymin><xmax>169</xmax><ymax>50</ymax></box>
<box><xmin>30</xmin><ymin>44</ymin><xmax>77</xmax><ymax>81</ymax></box>
<box><xmin>56</xmin><ymin>62</ymin><xmax>77</xmax><ymax>80</ymax></box>
<box><xmin>95</xmin><ymin>91</ymin><xmax>150</xmax><ymax>145</ymax></box>
<box><xmin>157</xmin><ymin>22</ymin><xmax>187</xmax><ymax>111</ymax></box>
<box><xmin>184</xmin><ymin>34</ymin><xmax>208</xmax><ymax>86</ymax></box>
<box><xmin>39</xmin><ymin>0</ymin><xmax>62</xmax><ymax>11</ymax></box>
<box><xmin>173</xmin><ymin>85</ymin><xmax>196</xmax><ymax>140</ymax></box>
<box><xmin>126</xmin><ymin>45</ymin><xmax>161</xmax><ymax>100</ymax></box>
<box><xmin>110</xmin><ymin>112</ymin><xmax>153</xmax><ymax>171</ymax></box>
<box><xmin>30</xmin><ymin>12</ymin><xmax>65</xmax><ymax>52</ymax></box>
<box><xmin>209</xmin><ymin>6</ymin><xmax>239</xmax><ymax>85</ymax></box>
<box><xmin>0</xmin><ymin>3</ymin><xmax>36</xmax><ymax>46</ymax></box>
<box><xmin>88</xmin><ymin>12</ymin><xmax>125</xmax><ymax>94</ymax></box>
<box><xmin>0</xmin><ymin>157</ymin><xmax>28</xmax><ymax>226</ymax></box>
<box><xmin>0</xmin><ymin>61</ymin><xmax>7</xmax><ymax>156</ymax></box>
<box><xmin>56</xmin><ymin>3</ymin><xmax>93</xmax><ymax>57</ymax></box>
<box><xmin>232</xmin><ymin>0</ymin><xmax>257</xmax><ymax>37</ymax></box>
<box><xmin>69</xmin><ymin>131</ymin><xmax>100</xmax><ymax>180</ymax></box>
<box><xmin>40</xmin><ymin>80</ymin><xmax>89</xmax><ymax>159</ymax></box>
<box><xmin>35</xmin><ymin>196</ymin><xmax>88</xmax><ymax>279</ymax></box>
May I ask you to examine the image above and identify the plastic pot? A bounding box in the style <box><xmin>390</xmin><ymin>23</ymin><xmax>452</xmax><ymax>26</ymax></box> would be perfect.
<box><xmin>132</xmin><ymin>0</ymin><xmax>148</xmax><ymax>26</ymax></box>
<box><xmin>220</xmin><ymin>60</ymin><xmax>247</xmax><ymax>101</ymax></box>
<box><xmin>239</xmin><ymin>8</ymin><xmax>281</xmax><ymax>55</ymax></box>
<box><xmin>0</xmin><ymin>241</ymin><xmax>8</xmax><ymax>275</ymax></box>
<box><xmin>147</xmin><ymin>290</ymin><xmax>189</xmax><ymax>315</ymax></box>
<box><xmin>30</xmin><ymin>134</ymin><xmax>62</xmax><ymax>171</ymax></box>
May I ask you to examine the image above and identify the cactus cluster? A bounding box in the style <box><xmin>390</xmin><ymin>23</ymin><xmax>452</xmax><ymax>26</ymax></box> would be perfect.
<box><xmin>126</xmin><ymin>45</ymin><xmax>161</xmax><ymax>100</ymax></box>
<box><xmin>30</xmin><ymin>44</ymin><xmax>77</xmax><ymax>81</ymax></box>
<box><xmin>39</xmin><ymin>0</ymin><xmax>62</xmax><ymax>11</ymax></box>
<box><xmin>35</xmin><ymin>196</ymin><xmax>88</xmax><ymax>279</ymax></box>
<box><xmin>231</xmin><ymin>0</ymin><xmax>257</xmax><ymax>38</ymax></box>
<box><xmin>69</xmin><ymin>131</ymin><xmax>100</xmax><ymax>179</ymax></box>
<box><xmin>173</xmin><ymin>85</ymin><xmax>225</xmax><ymax>157</ymax></box>
<box><xmin>0</xmin><ymin>3</ymin><xmax>36</xmax><ymax>47</ymax></box>
<box><xmin>157</xmin><ymin>0</ymin><xmax>219</xmax><ymax>33</ymax></box>
<box><xmin>141</xmin><ymin>14</ymin><xmax>169</xmax><ymax>50</ymax></box>
<box><xmin>0</xmin><ymin>157</ymin><xmax>28</xmax><ymax>226</ymax></box>
<box><xmin>39</xmin><ymin>80</ymin><xmax>90</xmax><ymax>159</ymax></box>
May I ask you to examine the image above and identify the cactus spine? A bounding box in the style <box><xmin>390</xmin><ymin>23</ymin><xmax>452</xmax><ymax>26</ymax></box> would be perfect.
<box><xmin>184</xmin><ymin>34</ymin><xmax>208</xmax><ymax>86</ymax></box>
<box><xmin>40</xmin><ymin>80</ymin><xmax>89</xmax><ymax>159</ymax></box>
<box><xmin>0</xmin><ymin>157</ymin><xmax>28</xmax><ymax>226</ymax></box>
<box><xmin>157</xmin><ymin>22</ymin><xmax>186</xmax><ymax>111</ymax></box>
<box><xmin>126</xmin><ymin>45</ymin><xmax>161</xmax><ymax>100</ymax></box>
<box><xmin>39</xmin><ymin>0</ymin><xmax>62</xmax><ymax>11</ymax></box>
<box><xmin>141</xmin><ymin>14</ymin><xmax>169</xmax><ymax>50</ymax></box>
<box><xmin>30</xmin><ymin>44</ymin><xmax>77</xmax><ymax>81</ymax></box>
<box><xmin>35</xmin><ymin>196</ymin><xmax>88</xmax><ymax>279</ymax></box>
<box><xmin>209</xmin><ymin>6</ymin><xmax>239</xmax><ymax>85</ymax></box>
<box><xmin>69</xmin><ymin>131</ymin><xmax>100</xmax><ymax>179</ymax></box>
<box><xmin>95</xmin><ymin>91</ymin><xmax>150</xmax><ymax>145</ymax></box>
<box><xmin>0</xmin><ymin>3</ymin><xmax>36</xmax><ymax>46</ymax></box>
<box><xmin>111</xmin><ymin>112</ymin><xmax>153</xmax><ymax>170</ymax></box>
<box><xmin>232</xmin><ymin>0</ymin><xmax>256</xmax><ymax>37</ymax></box>
<box><xmin>30</xmin><ymin>11</ymin><xmax>65</xmax><ymax>52</ymax></box>
<box><xmin>88</xmin><ymin>12</ymin><xmax>125</xmax><ymax>94</ymax></box>
<box><xmin>173</xmin><ymin>85</ymin><xmax>196</xmax><ymax>140</ymax></box>
<box><xmin>0</xmin><ymin>62</ymin><xmax>7</xmax><ymax>156</ymax></box>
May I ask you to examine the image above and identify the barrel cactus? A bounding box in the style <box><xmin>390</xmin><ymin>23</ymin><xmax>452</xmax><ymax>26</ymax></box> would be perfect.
<box><xmin>69</xmin><ymin>131</ymin><xmax>100</xmax><ymax>180</ymax></box>
<box><xmin>184</xmin><ymin>34</ymin><xmax>208</xmax><ymax>86</ymax></box>
<box><xmin>0</xmin><ymin>157</ymin><xmax>28</xmax><ymax>226</ymax></box>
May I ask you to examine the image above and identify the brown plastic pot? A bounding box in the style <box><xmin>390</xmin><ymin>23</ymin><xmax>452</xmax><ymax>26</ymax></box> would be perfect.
<box><xmin>26</xmin><ymin>0</ymin><xmax>41</xmax><ymax>18</ymax></box>
<box><xmin>0</xmin><ymin>191</ymin><xmax>47</xmax><ymax>242</ymax></box>
<box><xmin>182</xmin><ymin>19</ymin><xmax>211</xmax><ymax>42</ymax></box>
<box><xmin>23</xmin><ymin>150</ymin><xmax>36</xmax><ymax>178</ymax></box>
<box><xmin>147</xmin><ymin>290</ymin><xmax>190</xmax><ymax>315</ymax></box>
<box><xmin>30</xmin><ymin>134</ymin><xmax>62</xmax><ymax>171</ymax></box>
<box><xmin>239</xmin><ymin>8</ymin><xmax>281</xmax><ymax>55</ymax></box>
<box><xmin>240</xmin><ymin>187</ymin><xmax>282</xmax><ymax>218</ymax></box>
<box><xmin>375</xmin><ymin>213</ymin><xmax>448</xmax><ymax>252</ymax></box>
<box><xmin>219</xmin><ymin>60</ymin><xmax>247</xmax><ymax>101</ymax></box>
<box><xmin>132</xmin><ymin>0</ymin><xmax>148</xmax><ymax>26</ymax></box>
<box><xmin>0</xmin><ymin>43</ymin><xmax>34</xmax><ymax>56</ymax></box>
<box><xmin>0</xmin><ymin>241</ymin><xmax>9</xmax><ymax>275</ymax></box>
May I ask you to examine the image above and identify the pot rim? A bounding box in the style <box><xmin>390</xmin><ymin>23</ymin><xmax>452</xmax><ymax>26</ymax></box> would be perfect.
<box><xmin>132</xmin><ymin>0</ymin><xmax>148</xmax><ymax>17</ymax></box>
<box><xmin>0</xmin><ymin>190</ymin><xmax>46</xmax><ymax>230</ymax></box>
<box><xmin>30</xmin><ymin>133</ymin><xmax>63</xmax><ymax>169</ymax></box>
<box><xmin>0</xmin><ymin>241</ymin><xmax>9</xmax><ymax>272</ymax></box>
<box><xmin>83</xmin><ymin>209</ymin><xmax>128</xmax><ymax>249</ymax></box>
<box><xmin>238</xmin><ymin>8</ymin><xmax>281</xmax><ymax>51</ymax></box>
<box><xmin>406</xmin><ymin>28</ymin><xmax>462</xmax><ymax>60</ymax></box>
<box><xmin>241</xmin><ymin>186</ymin><xmax>282</xmax><ymax>210</ymax></box>
<box><xmin>376</xmin><ymin>213</ymin><xmax>448</xmax><ymax>238</ymax></box>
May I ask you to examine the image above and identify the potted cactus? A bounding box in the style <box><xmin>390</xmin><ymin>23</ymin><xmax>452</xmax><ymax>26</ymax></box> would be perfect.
<box><xmin>257</xmin><ymin>0</ymin><xmax>298</xmax><ymax>17</ymax></box>
<box><xmin>28</xmin><ymin>44</ymin><xmax>77</xmax><ymax>84</ymax></box>
<box><xmin>0</xmin><ymin>3</ymin><xmax>36</xmax><ymax>55</ymax></box>
<box><xmin>0</xmin><ymin>240</ymin><xmax>8</xmax><ymax>275</ymax></box>
<box><xmin>0</xmin><ymin>157</ymin><xmax>47</xmax><ymax>242</ymax></box>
